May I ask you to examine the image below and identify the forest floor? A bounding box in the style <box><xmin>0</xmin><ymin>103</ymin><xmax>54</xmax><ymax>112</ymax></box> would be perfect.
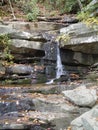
<box><xmin>0</xmin><ymin>2</ymin><xmax>75</xmax><ymax>22</ymax></box>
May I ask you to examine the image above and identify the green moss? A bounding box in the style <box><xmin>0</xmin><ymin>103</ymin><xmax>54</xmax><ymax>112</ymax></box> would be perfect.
<box><xmin>86</xmin><ymin>72</ymin><xmax>98</xmax><ymax>82</ymax></box>
<box><xmin>3</xmin><ymin>78</ymin><xmax>31</xmax><ymax>85</ymax></box>
<box><xmin>37</xmin><ymin>74</ymin><xmax>47</xmax><ymax>83</ymax></box>
<box><xmin>56</xmin><ymin>34</ymin><xmax>70</xmax><ymax>47</ymax></box>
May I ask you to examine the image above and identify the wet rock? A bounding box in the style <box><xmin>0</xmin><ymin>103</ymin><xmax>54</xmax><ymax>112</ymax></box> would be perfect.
<box><xmin>62</xmin><ymin>85</ymin><xmax>97</xmax><ymax>107</ymax></box>
<box><xmin>71</xmin><ymin>105</ymin><xmax>98</xmax><ymax>130</ymax></box>
<box><xmin>31</xmin><ymin>94</ymin><xmax>90</xmax><ymax>130</ymax></box>
<box><xmin>6</xmin><ymin>64</ymin><xmax>33</xmax><ymax>75</ymax></box>
<box><xmin>35</xmin><ymin>73</ymin><xmax>47</xmax><ymax>84</ymax></box>
<box><xmin>18</xmin><ymin>98</ymin><xmax>35</xmax><ymax>111</ymax></box>
<box><xmin>0</xmin><ymin>84</ymin><xmax>91</xmax><ymax>130</ymax></box>
<box><xmin>3</xmin><ymin>123</ymin><xmax>27</xmax><ymax>129</ymax></box>
<box><xmin>3</xmin><ymin>111</ymin><xmax>24</xmax><ymax>117</ymax></box>
<box><xmin>33</xmin><ymin>95</ymin><xmax>89</xmax><ymax>113</ymax></box>
<box><xmin>0</xmin><ymin>102</ymin><xmax>18</xmax><ymax>115</ymax></box>
<box><xmin>0</xmin><ymin>98</ymin><xmax>35</xmax><ymax>115</ymax></box>
<box><xmin>43</xmin><ymin>41</ymin><xmax>57</xmax><ymax>61</ymax></box>
<box><xmin>28</xmin><ymin>111</ymin><xmax>74</xmax><ymax>130</ymax></box>
<box><xmin>32</xmin><ymin>94</ymin><xmax>77</xmax><ymax>113</ymax></box>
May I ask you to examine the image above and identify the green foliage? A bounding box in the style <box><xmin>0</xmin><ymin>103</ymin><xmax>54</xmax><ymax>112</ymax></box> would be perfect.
<box><xmin>84</xmin><ymin>17</ymin><xmax>98</xmax><ymax>28</ymax></box>
<box><xmin>77</xmin><ymin>5</ymin><xmax>98</xmax><ymax>28</ymax></box>
<box><xmin>26</xmin><ymin>7</ymin><xmax>39</xmax><ymax>21</ymax></box>
<box><xmin>0</xmin><ymin>34</ymin><xmax>9</xmax><ymax>48</ymax></box>
<box><xmin>38</xmin><ymin>0</ymin><xmax>91</xmax><ymax>14</ymax></box>
<box><xmin>0</xmin><ymin>34</ymin><xmax>14</xmax><ymax>62</ymax></box>
<box><xmin>39</xmin><ymin>0</ymin><xmax>78</xmax><ymax>14</ymax></box>
<box><xmin>56</xmin><ymin>34</ymin><xmax>70</xmax><ymax>47</ymax></box>
<box><xmin>77</xmin><ymin>10</ymin><xmax>90</xmax><ymax>21</ymax></box>
<box><xmin>61</xmin><ymin>0</ymin><xmax>77</xmax><ymax>13</ymax></box>
<box><xmin>22</xmin><ymin>0</ymin><xmax>39</xmax><ymax>21</ymax></box>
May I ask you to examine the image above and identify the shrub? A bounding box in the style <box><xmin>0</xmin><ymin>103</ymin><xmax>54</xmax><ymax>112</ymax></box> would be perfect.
<box><xmin>22</xmin><ymin>0</ymin><xmax>39</xmax><ymax>21</ymax></box>
<box><xmin>0</xmin><ymin>34</ymin><xmax>14</xmax><ymax>62</ymax></box>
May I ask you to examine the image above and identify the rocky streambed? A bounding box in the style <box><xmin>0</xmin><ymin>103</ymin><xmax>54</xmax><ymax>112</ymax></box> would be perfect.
<box><xmin>0</xmin><ymin>81</ymin><xmax>98</xmax><ymax>130</ymax></box>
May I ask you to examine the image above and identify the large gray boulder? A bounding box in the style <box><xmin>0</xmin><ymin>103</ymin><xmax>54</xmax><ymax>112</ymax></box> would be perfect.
<box><xmin>61</xmin><ymin>49</ymin><xmax>96</xmax><ymax>65</ymax></box>
<box><xmin>0</xmin><ymin>24</ymin><xmax>15</xmax><ymax>35</ymax></box>
<box><xmin>6</xmin><ymin>21</ymin><xmax>64</xmax><ymax>32</ymax></box>
<box><xmin>11</xmin><ymin>39</ymin><xmax>44</xmax><ymax>52</ymax></box>
<box><xmin>71</xmin><ymin>105</ymin><xmax>98</xmax><ymax>130</ymax></box>
<box><xmin>62</xmin><ymin>85</ymin><xmax>97</xmax><ymax>107</ymax></box>
<box><xmin>6</xmin><ymin>64</ymin><xmax>33</xmax><ymax>75</ymax></box>
<box><xmin>60</xmin><ymin>22</ymin><xmax>98</xmax><ymax>54</ymax></box>
<box><xmin>32</xmin><ymin>94</ymin><xmax>90</xmax><ymax>129</ymax></box>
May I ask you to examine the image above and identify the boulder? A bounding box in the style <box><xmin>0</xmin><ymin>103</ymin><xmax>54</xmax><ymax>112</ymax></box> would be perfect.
<box><xmin>0</xmin><ymin>22</ymin><xmax>58</xmax><ymax>42</ymax></box>
<box><xmin>9</xmin><ymin>31</ymin><xmax>47</xmax><ymax>42</ymax></box>
<box><xmin>28</xmin><ymin>111</ymin><xmax>73</xmax><ymax>130</ymax></box>
<box><xmin>10</xmin><ymin>39</ymin><xmax>45</xmax><ymax>58</ymax></box>
<box><xmin>61</xmin><ymin>49</ymin><xmax>95</xmax><ymax>65</ymax></box>
<box><xmin>3</xmin><ymin>124</ymin><xmax>26</xmax><ymax>129</ymax></box>
<box><xmin>62</xmin><ymin>85</ymin><xmax>97</xmax><ymax>107</ymax></box>
<box><xmin>32</xmin><ymin>94</ymin><xmax>89</xmax><ymax>129</ymax></box>
<box><xmin>7</xmin><ymin>21</ymin><xmax>65</xmax><ymax>32</ymax></box>
<box><xmin>71</xmin><ymin>105</ymin><xmax>98</xmax><ymax>130</ymax></box>
<box><xmin>6</xmin><ymin>64</ymin><xmax>33</xmax><ymax>75</ymax></box>
<box><xmin>60</xmin><ymin>22</ymin><xmax>98</xmax><ymax>54</ymax></box>
<box><xmin>0</xmin><ymin>24</ymin><xmax>15</xmax><ymax>35</ymax></box>
<box><xmin>32</xmin><ymin>94</ymin><xmax>78</xmax><ymax>113</ymax></box>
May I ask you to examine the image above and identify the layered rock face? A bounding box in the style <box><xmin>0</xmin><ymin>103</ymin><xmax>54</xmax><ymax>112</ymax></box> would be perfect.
<box><xmin>0</xmin><ymin>22</ymin><xmax>60</xmax><ymax>83</ymax></box>
<box><xmin>0</xmin><ymin>18</ymin><xmax>98</xmax><ymax>130</ymax></box>
<box><xmin>0</xmin><ymin>20</ymin><xmax>98</xmax><ymax>83</ymax></box>
<box><xmin>60</xmin><ymin>22</ymin><xmax>98</xmax><ymax>65</ymax></box>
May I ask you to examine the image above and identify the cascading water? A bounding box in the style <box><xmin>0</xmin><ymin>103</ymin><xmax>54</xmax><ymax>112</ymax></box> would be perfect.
<box><xmin>56</xmin><ymin>41</ymin><xmax>64</xmax><ymax>79</ymax></box>
<box><xmin>46</xmin><ymin>40</ymin><xmax>65</xmax><ymax>84</ymax></box>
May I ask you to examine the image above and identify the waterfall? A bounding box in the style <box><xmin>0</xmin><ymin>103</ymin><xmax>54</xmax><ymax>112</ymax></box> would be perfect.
<box><xmin>46</xmin><ymin>40</ymin><xmax>64</xmax><ymax>84</ymax></box>
<box><xmin>56</xmin><ymin>41</ymin><xmax>64</xmax><ymax>79</ymax></box>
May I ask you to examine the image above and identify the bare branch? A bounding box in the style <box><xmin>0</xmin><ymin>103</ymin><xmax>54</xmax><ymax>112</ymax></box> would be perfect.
<box><xmin>77</xmin><ymin>0</ymin><xmax>83</xmax><ymax>10</ymax></box>
<box><xmin>8</xmin><ymin>0</ymin><xmax>17</xmax><ymax>20</ymax></box>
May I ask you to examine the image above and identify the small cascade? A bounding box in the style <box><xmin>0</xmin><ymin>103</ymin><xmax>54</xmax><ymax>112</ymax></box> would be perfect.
<box><xmin>46</xmin><ymin>40</ymin><xmax>65</xmax><ymax>84</ymax></box>
<box><xmin>56</xmin><ymin>41</ymin><xmax>64</xmax><ymax>79</ymax></box>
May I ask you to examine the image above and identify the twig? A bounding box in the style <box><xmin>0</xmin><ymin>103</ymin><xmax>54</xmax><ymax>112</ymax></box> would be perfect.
<box><xmin>8</xmin><ymin>0</ymin><xmax>17</xmax><ymax>20</ymax></box>
<box><xmin>77</xmin><ymin>0</ymin><xmax>83</xmax><ymax>11</ymax></box>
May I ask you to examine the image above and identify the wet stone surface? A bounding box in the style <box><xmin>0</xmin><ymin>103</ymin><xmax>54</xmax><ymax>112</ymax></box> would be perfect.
<box><xmin>0</xmin><ymin>82</ymin><xmax>95</xmax><ymax>130</ymax></box>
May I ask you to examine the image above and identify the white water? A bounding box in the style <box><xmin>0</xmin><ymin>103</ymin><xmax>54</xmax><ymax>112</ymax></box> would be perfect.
<box><xmin>46</xmin><ymin>41</ymin><xmax>64</xmax><ymax>84</ymax></box>
<box><xmin>56</xmin><ymin>41</ymin><xmax>64</xmax><ymax>79</ymax></box>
